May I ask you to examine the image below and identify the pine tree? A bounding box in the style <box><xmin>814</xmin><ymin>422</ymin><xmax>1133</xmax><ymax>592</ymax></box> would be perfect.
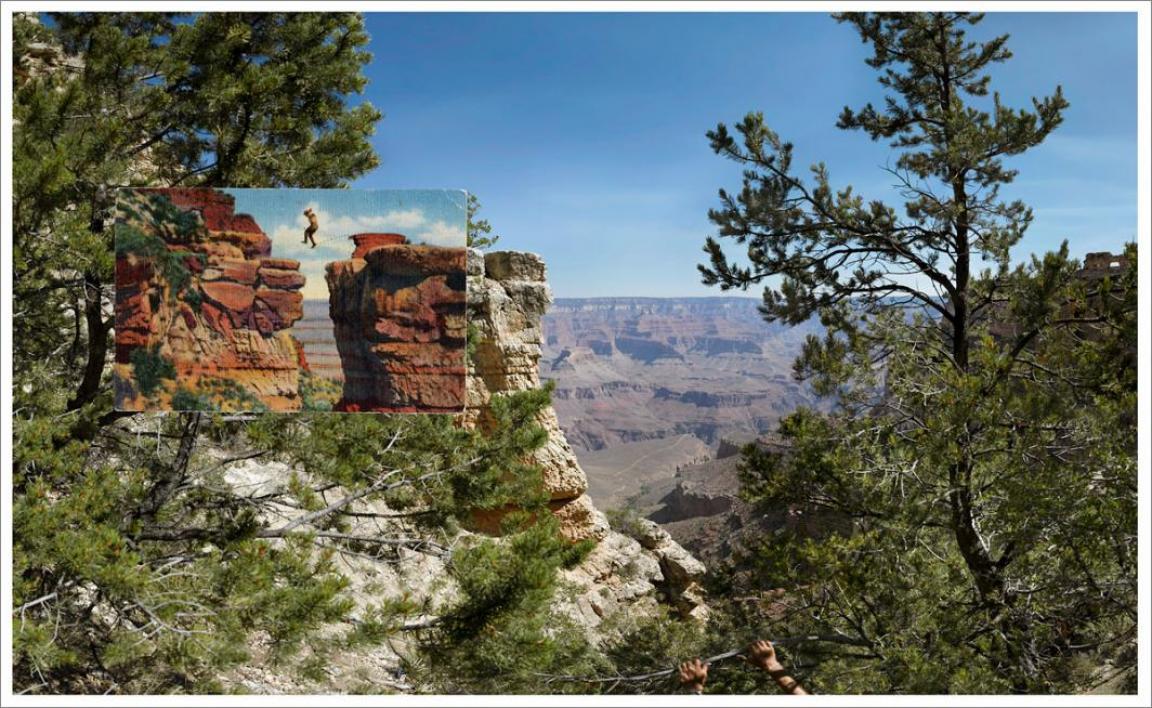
<box><xmin>466</xmin><ymin>194</ymin><xmax>501</xmax><ymax>249</ymax></box>
<box><xmin>701</xmin><ymin>12</ymin><xmax>1136</xmax><ymax>693</ymax></box>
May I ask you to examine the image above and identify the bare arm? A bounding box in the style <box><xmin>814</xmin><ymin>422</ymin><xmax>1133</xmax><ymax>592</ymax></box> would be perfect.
<box><xmin>747</xmin><ymin>640</ymin><xmax>810</xmax><ymax>695</ymax></box>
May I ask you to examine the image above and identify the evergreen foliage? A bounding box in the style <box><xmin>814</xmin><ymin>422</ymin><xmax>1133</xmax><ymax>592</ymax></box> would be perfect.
<box><xmin>128</xmin><ymin>345</ymin><xmax>176</xmax><ymax>395</ymax></box>
<box><xmin>701</xmin><ymin>12</ymin><xmax>1136</xmax><ymax>693</ymax></box>
<box><xmin>11</xmin><ymin>9</ymin><xmax>1138</xmax><ymax>696</ymax></box>
<box><xmin>466</xmin><ymin>193</ymin><xmax>501</xmax><ymax>249</ymax></box>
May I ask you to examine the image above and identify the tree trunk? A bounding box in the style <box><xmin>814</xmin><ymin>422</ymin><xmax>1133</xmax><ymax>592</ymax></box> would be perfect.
<box><xmin>66</xmin><ymin>274</ymin><xmax>110</xmax><ymax>411</ymax></box>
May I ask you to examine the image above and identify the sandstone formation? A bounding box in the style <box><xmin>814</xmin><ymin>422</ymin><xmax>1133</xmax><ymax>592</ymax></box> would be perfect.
<box><xmin>463</xmin><ymin>250</ymin><xmax>605</xmax><ymax>541</ymax></box>
<box><xmin>324</xmin><ymin>235</ymin><xmax>467</xmax><ymax>412</ymax></box>
<box><xmin>114</xmin><ymin>188</ymin><xmax>306</xmax><ymax>411</ymax></box>
<box><xmin>463</xmin><ymin>248</ymin><xmax>708</xmax><ymax>628</ymax></box>
<box><xmin>350</xmin><ymin>232</ymin><xmax>408</xmax><ymax>259</ymax></box>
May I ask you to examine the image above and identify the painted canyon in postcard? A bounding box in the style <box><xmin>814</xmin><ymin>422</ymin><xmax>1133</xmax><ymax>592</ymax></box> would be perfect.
<box><xmin>113</xmin><ymin>188</ymin><xmax>467</xmax><ymax>413</ymax></box>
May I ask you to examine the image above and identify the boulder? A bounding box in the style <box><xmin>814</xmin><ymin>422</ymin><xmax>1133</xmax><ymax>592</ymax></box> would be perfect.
<box><xmin>260</xmin><ymin>257</ymin><xmax>301</xmax><ymax>270</ymax></box>
<box><xmin>255</xmin><ymin>288</ymin><xmax>304</xmax><ymax>327</ymax></box>
<box><xmin>484</xmin><ymin>251</ymin><xmax>547</xmax><ymax>282</ymax></box>
<box><xmin>190</xmin><ymin>241</ymin><xmax>246</xmax><ymax>260</ymax></box>
<box><xmin>200</xmin><ymin>301</ymin><xmax>234</xmax><ymax>338</ymax></box>
<box><xmin>258</xmin><ymin>267</ymin><xmax>306</xmax><ymax>290</ymax></box>
<box><xmin>363</xmin><ymin>245</ymin><xmax>467</xmax><ymax>277</ymax></box>
<box><xmin>202</xmin><ymin>281</ymin><xmax>256</xmax><ymax>313</ymax></box>
<box><xmin>215</xmin><ymin>230</ymin><xmax>272</xmax><ymax>259</ymax></box>
<box><xmin>250</xmin><ymin>299</ymin><xmax>284</xmax><ymax>335</ymax></box>
<box><xmin>548</xmin><ymin>495</ymin><xmax>610</xmax><ymax>542</ymax></box>
<box><xmin>326</xmin><ymin>258</ymin><xmax>366</xmax><ymax>282</ymax></box>
<box><xmin>203</xmin><ymin>258</ymin><xmax>259</xmax><ymax>285</ymax></box>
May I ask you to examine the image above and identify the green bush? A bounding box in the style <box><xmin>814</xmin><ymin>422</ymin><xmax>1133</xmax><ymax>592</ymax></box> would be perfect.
<box><xmin>182</xmin><ymin>287</ymin><xmax>203</xmax><ymax>312</ymax></box>
<box><xmin>299</xmin><ymin>371</ymin><xmax>341</xmax><ymax>412</ymax></box>
<box><xmin>170</xmin><ymin>387</ymin><xmax>212</xmax><ymax>411</ymax></box>
<box><xmin>114</xmin><ymin>222</ymin><xmax>160</xmax><ymax>258</ymax></box>
<box><xmin>128</xmin><ymin>344</ymin><xmax>175</xmax><ymax>395</ymax></box>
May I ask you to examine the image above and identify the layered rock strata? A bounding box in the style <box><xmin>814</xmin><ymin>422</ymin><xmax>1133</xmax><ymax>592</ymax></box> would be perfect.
<box><xmin>351</xmin><ymin>232</ymin><xmax>408</xmax><ymax>259</ymax></box>
<box><xmin>463</xmin><ymin>250</ymin><xmax>608</xmax><ymax>542</ymax></box>
<box><xmin>325</xmin><ymin>236</ymin><xmax>467</xmax><ymax>412</ymax></box>
<box><xmin>455</xmin><ymin>249</ymin><xmax>710</xmax><ymax>627</ymax></box>
<box><xmin>114</xmin><ymin>188</ymin><xmax>306</xmax><ymax>411</ymax></box>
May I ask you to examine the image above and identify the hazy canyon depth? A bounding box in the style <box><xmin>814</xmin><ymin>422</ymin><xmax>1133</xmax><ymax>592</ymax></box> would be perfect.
<box><xmin>541</xmin><ymin>296</ymin><xmax>822</xmax><ymax>513</ymax></box>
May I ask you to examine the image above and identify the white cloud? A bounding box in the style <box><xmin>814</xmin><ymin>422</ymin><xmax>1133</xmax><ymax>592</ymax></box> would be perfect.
<box><xmin>378</xmin><ymin>208</ymin><xmax>427</xmax><ymax>230</ymax></box>
<box><xmin>413</xmin><ymin>220</ymin><xmax>466</xmax><ymax>248</ymax></box>
<box><xmin>260</xmin><ymin>202</ymin><xmax>464</xmax><ymax>301</ymax></box>
<box><xmin>270</xmin><ymin>202</ymin><xmax>428</xmax><ymax>246</ymax></box>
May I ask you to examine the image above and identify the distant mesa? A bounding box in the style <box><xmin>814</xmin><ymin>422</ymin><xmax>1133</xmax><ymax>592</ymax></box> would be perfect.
<box><xmin>541</xmin><ymin>296</ymin><xmax>819</xmax><ymax>452</ymax></box>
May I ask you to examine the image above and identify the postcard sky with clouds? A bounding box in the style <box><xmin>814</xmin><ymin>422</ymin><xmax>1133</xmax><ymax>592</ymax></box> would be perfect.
<box><xmin>228</xmin><ymin>188</ymin><xmax>467</xmax><ymax>301</ymax></box>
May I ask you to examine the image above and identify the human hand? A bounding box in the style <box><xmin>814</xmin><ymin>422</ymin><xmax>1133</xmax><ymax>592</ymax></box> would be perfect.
<box><xmin>677</xmin><ymin>657</ymin><xmax>708</xmax><ymax>693</ymax></box>
<box><xmin>747</xmin><ymin>640</ymin><xmax>784</xmax><ymax>673</ymax></box>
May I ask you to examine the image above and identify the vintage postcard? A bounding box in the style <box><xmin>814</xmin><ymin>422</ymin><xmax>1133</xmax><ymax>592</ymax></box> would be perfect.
<box><xmin>113</xmin><ymin>188</ymin><xmax>467</xmax><ymax>413</ymax></box>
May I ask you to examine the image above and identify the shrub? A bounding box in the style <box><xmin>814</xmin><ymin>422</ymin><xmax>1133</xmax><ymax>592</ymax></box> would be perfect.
<box><xmin>170</xmin><ymin>387</ymin><xmax>212</xmax><ymax>411</ymax></box>
<box><xmin>129</xmin><ymin>344</ymin><xmax>176</xmax><ymax>395</ymax></box>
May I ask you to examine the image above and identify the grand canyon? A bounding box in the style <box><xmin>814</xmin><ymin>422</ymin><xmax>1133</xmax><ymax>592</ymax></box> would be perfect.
<box><xmin>540</xmin><ymin>296</ymin><xmax>823</xmax><ymax>519</ymax></box>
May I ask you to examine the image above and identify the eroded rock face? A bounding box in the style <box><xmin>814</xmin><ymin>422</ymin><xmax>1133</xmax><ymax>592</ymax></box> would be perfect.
<box><xmin>325</xmin><ymin>240</ymin><xmax>467</xmax><ymax>413</ymax></box>
<box><xmin>463</xmin><ymin>249</ymin><xmax>708</xmax><ymax>626</ymax></box>
<box><xmin>631</xmin><ymin>519</ymin><xmax>709</xmax><ymax>621</ymax></box>
<box><xmin>464</xmin><ymin>250</ymin><xmax>604</xmax><ymax>541</ymax></box>
<box><xmin>557</xmin><ymin>517</ymin><xmax>711</xmax><ymax>632</ymax></box>
<box><xmin>206</xmin><ymin>248</ymin><xmax>709</xmax><ymax>692</ymax></box>
<box><xmin>114</xmin><ymin>188</ymin><xmax>306</xmax><ymax>411</ymax></box>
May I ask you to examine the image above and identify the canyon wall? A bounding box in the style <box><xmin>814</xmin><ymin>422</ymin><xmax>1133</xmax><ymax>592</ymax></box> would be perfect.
<box><xmin>221</xmin><ymin>249</ymin><xmax>710</xmax><ymax>692</ymax></box>
<box><xmin>463</xmin><ymin>250</ymin><xmax>606</xmax><ymax>542</ymax></box>
<box><xmin>114</xmin><ymin>188</ymin><xmax>306</xmax><ymax>411</ymax></box>
<box><xmin>542</xmin><ymin>297</ymin><xmax>821</xmax><ymax>453</ymax></box>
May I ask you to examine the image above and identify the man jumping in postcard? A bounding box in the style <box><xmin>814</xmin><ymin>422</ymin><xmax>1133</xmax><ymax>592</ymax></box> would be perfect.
<box><xmin>303</xmin><ymin>207</ymin><xmax>319</xmax><ymax>248</ymax></box>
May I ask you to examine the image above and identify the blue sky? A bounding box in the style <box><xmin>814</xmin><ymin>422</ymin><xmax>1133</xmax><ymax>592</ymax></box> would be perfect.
<box><xmin>227</xmin><ymin>188</ymin><xmax>465</xmax><ymax>300</ymax></box>
<box><xmin>349</xmin><ymin>12</ymin><xmax>1137</xmax><ymax>298</ymax></box>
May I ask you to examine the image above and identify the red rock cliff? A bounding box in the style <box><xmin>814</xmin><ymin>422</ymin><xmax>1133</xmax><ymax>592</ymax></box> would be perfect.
<box><xmin>114</xmin><ymin>188</ymin><xmax>306</xmax><ymax>411</ymax></box>
<box><xmin>325</xmin><ymin>237</ymin><xmax>467</xmax><ymax>412</ymax></box>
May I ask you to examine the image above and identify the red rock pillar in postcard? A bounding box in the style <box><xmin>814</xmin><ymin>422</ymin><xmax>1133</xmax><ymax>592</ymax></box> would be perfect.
<box><xmin>325</xmin><ymin>235</ymin><xmax>467</xmax><ymax>412</ymax></box>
